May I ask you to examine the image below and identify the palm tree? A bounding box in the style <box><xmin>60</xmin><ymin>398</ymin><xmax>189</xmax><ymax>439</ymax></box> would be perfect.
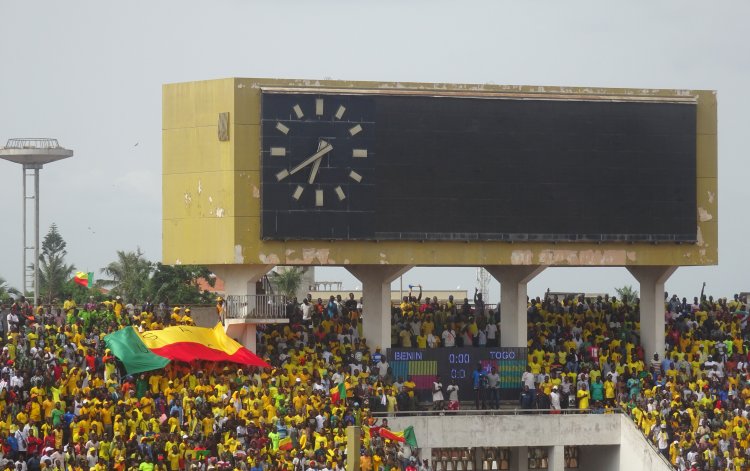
<box><xmin>100</xmin><ymin>248</ymin><xmax>154</xmax><ymax>302</ymax></box>
<box><xmin>271</xmin><ymin>267</ymin><xmax>305</xmax><ymax>299</ymax></box>
<box><xmin>615</xmin><ymin>285</ymin><xmax>639</xmax><ymax>305</ymax></box>
<box><xmin>0</xmin><ymin>276</ymin><xmax>21</xmax><ymax>301</ymax></box>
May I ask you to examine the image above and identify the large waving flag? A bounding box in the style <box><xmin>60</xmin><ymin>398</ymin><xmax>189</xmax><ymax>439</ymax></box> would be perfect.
<box><xmin>73</xmin><ymin>272</ymin><xmax>94</xmax><ymax>288</ymax></box>
<box><xmin>104</xmin><ymin>323</ymin><xmax>269</xmax><ymax>374</ymax></box>
<box><xmin>379</xmin><ymin>426</ymin><xmax>418</xmax><ymax>448</ymax></box>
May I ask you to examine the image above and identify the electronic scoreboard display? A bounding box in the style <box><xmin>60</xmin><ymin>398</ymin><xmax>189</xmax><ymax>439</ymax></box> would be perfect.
<box><xmin>387</xmin><ymin>347</ymin><xmax>527</xmax><ymax>401</ymax></box>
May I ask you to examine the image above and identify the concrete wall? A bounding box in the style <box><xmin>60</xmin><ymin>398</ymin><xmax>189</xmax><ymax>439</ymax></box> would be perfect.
<box><xmin>578</xmin><ymin>445</ymin><xmax>618</xmax><ymax>471</ymax></box>
<box><xmin>619</xmin><ymin>415</ymin><xmax>671</xmax><ymax>471</ymax></box>
<box><xmin>387</xmin><ymin>414</ymin><xmax>621</xmax><ymax>448</ymax></box>
<box><xmin>385</xmin><ymin>413</ymin><xmax>672</xmax><ymax>471</ymax></box>
<box><xmin>189</xmin><ymin>306</ymin><xmax>218</xmax><ymax>327</ymax></box>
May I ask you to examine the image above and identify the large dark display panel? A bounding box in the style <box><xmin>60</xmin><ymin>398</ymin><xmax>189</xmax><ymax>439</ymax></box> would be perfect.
<box><xmin>261</xmin><ymin>92</ymin><xmax>697</xmax><ymax>242</ymax></box>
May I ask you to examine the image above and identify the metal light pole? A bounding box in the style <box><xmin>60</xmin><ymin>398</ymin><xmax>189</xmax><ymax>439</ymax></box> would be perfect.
<box><xmin>0</xmin><ymin>138</ymin><xmax>73</xmax><ymax>307</ymax></box>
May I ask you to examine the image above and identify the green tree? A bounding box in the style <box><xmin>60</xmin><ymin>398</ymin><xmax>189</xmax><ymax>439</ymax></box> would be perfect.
<box><xmin>271</xmin><ymin>267</ymin><xmax>304</xmax><ymax>299</ymax></box>
<box><xmin>615</xmin><ymin>285</ymin><xmax>639</xmax><ymax>304</ymax></box>
<box><xmin>100</xmin><ymin>248</ymin><xmax>153</xmax><ymax>303</ymax></box>
<box><xmin>36</xmin><ymin>223</ymin><xmax>76</xmax><ymax>304</ymax></box>
<box><xmin>149</xmin><ymin>263</ymin><xmax>216</xmax><ymax>305</ymax></box>
<box><xmin>0</xmin><ymin>276</ymin><xmax>21</xmax><ymax>302</ymax></box>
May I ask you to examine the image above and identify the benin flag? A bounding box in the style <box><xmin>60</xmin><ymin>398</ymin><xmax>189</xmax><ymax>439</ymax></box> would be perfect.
<box><xmin>104</xmin><ymin>323</ymin><xmax>270</xmax><ymax>374</ymax></box>
<box><xmin>379</xmin><ymin>426</ymin><xmax>418</xmax><ymax>448</ymax></box>
<box><xmin>331</xmin><ymin>382</ymin><xmax>346</xmax><ymax>405</ymax></box>
<box><xmin>278</xmin><ymin>437</ymin><xmax>293</xmax><ymax>451</ymax></box>
<box><xmin>73</xmin><ymin>271</ymin><xmax>94</xmax><ymax>287</ymax></box>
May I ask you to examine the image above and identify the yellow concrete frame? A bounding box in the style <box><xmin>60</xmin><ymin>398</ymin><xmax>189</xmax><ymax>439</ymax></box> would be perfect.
<box><xmin>163</xmin><ymin>78</ymin><xmax>717</xmax><ymax>267</ymax></box>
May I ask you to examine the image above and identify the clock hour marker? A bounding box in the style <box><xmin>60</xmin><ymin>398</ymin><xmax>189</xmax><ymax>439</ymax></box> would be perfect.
<box><xmin>293</xmin><ymin>104</ymin><xmax>304</xmax><ymax>119</ymax></box>
<box><xmin>349</xmin><ymin>124</ymin><xmax>362</xmax><ymax>136</ymax></box>
<box><xmin>335</xmin><ymin>186</ymin><xmax>346</xmax><ymax>201</ymax></box>
<box><xmin>349</xmin><ymin>170</ymin><xmax>363</xmax><ymax>183</ymax></box>
<box><xmin>292</xmin><ymin>185</ymin><xmax>304</xmax><ymax>200</ymax></box>
<box><xmin>270</xmin><ymin>147</ymin><xmax>286</xmax><ymax>157</ymax></box>
<box><xmin>335</xmin><ymin>105</ymin><xmax>346</xmax><ymax>120</ymax></box>
<box><xmin>315</xmin><ymin>190</ymin><xmax>324</xmax><ymax>207</ymax></box>
<box><xmin>315</xmin><ymin>99</ymin><xmax>324</xmax><ymax>116</ymax></box>
<box><xmin>275</xmin><ymin>169</ymin><xmax>289</xmax><ymax>181</ymax></box>
<box><xmin>352</xmin><ymin>149</ymin><xmax>368</xmax><ymax>158</ymax></box>
<box><xmin>275</xmin><ymin>122</ymin><xmax>289</xmax><ymax>135</ymax></box>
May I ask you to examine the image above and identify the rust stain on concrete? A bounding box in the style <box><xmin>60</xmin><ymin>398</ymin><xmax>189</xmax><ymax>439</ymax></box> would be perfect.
<box><xmin>510</xmin><ymin>250</ymin><xmax>533</xmax><ymax>265</ymax></box>
<box><xmin>284</xmin><ymin>248</ymin><xmax>332</xmax><ymax>265</ymax></box>
<box><xmin>258</xmin><ymin>253</ymin><xmax>281</xmax><ymax>264</ymax></box>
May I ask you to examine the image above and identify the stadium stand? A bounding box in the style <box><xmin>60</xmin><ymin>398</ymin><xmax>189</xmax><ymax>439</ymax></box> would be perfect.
<box><xmin>0</xmin><ymin>289</ymin><xmax>746</xmax><ymax>470</ymax></box>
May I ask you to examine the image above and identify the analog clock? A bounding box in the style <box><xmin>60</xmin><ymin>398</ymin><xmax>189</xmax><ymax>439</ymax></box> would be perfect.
<box><xmin>261</xmin><ymin>92</ymin><xmax>376</xmax><ymax>239</ymax></box>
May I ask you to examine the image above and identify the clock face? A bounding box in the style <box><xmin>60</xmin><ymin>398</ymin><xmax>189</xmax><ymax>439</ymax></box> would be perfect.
<box><xmin>261</xmin><ymin>92</ymin><xmax>376</xmax><ymax>239</ymax></box>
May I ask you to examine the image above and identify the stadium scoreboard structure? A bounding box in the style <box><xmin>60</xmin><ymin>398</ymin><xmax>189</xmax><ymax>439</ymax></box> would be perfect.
<box><xmin>163</xmin><ymin>78</ymin><xmax>717</xmax><ymax>269</ymax></box>
<box><xmin>388</xmin><ymin>347</ymin><xmax>527</xmax><ymax>401</ymax></box>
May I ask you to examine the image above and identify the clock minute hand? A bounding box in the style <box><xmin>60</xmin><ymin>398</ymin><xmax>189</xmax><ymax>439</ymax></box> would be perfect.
<box><xmin>289</xmin><ymin>143</ymin><xmax>333</xmax><ymax>175</ymax></box>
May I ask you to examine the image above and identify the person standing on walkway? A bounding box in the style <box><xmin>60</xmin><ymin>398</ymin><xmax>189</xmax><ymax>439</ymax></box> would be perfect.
<box><xmin>432</xmin><ymin>376</ymin><xmax>444</xmax><ymax>410</ymax></box>
<box><xmin>550</xmin><ymin>386</ymin><xmax>561</xmax><ymax>414</ymax></box>
<box><xmin>472</xmin><ymin>363</ymin><xmax>487</xmax><ymax>409</ymax></box>
<box><xmin>486</xmin><ymin>367</ymin><xmax>500</xmax><ymax>409</ymax></box>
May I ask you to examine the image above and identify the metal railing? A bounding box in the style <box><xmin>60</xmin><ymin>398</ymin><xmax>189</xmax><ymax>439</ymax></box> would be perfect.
<box><xmin>225</xmin><ymin>294</ymin><xmax>288</xmax><ymax>320</ymax></box>
<box><xmin>371</xmin><ymin>407</ymin><xmax>622</xmax><ymax>417</ymax></box>
<box><xmin>4</xmin><ymin>138</ymin><xmax>63</xmax><ymax>149</ymax></box>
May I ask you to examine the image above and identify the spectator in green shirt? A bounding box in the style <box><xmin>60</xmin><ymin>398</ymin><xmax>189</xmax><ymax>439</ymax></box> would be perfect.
<box><xmin>591</xmin><ymin>377</ymin><xmax>604</xmax><ymax>402</ymax></box>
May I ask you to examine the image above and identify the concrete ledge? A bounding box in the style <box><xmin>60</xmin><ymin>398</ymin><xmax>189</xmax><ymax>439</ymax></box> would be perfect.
<box><xmin>388</xmin><ymin>413</ymin><xmax>621</xmax><ymax>448</ymax></box>
<box><xmin>385</xmin><ymin>413</ymin><xmax>672</xmax><ymax>471</ymax></box>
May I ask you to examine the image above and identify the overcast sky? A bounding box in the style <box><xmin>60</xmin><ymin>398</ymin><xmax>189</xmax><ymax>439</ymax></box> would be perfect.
<box><xmin>0</xmin><ymin>1</ymin><xmax>747</xmax><ymax>303</ymax></box>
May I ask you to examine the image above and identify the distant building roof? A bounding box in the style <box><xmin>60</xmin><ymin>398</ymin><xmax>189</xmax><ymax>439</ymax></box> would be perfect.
<box><xmin>196</xmin><ymin>276</ymin><xmax>224</xmax><ymax>294</ymax></box>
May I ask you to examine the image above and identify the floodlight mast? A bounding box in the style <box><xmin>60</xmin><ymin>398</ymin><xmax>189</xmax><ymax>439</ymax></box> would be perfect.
<box><xmin>0</xmin><ymin>138</ymin><xmax>74</xmax><ymax>307</ymax></box>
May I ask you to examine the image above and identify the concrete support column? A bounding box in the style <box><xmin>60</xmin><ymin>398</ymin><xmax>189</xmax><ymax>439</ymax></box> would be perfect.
<box><xmin>210</xmin><ymin>264</ymin><xmax>273</xmax><ymax>353</ymax></box>
<box><xmin>547</xmin><ymin>445</ymin><xmax>564</xmax><ymax>471</ymax></box>
<box><xmin>627</xmin><ymin>266</ymin><xmax>677</xmax><ymax>359</ymax></box>
<box><xmin>510</xmin><ymin>446</ymin><xmax>528</xmax><ymax>471</ymax></box>
<box><xmin>346</xmin><ymin>426</ymin><xmax>361</xmax><ymax>471</ymax></box>
<box><xmin>209</xmin><ymin>264</ymin><xmax>274</xmax><ymax>297</ymax></box>
<box><xmin>419</xmin><ymin>448</ymin><xmax>432</xmax><ymax>468</ymax></box>
<box><xmin>484</xmin><ymin>266</ymin><xmax>545</xmax><ymax>348</ymax></box>
<box><xmin>225</xmin><ymin>323</ymin><xmax>257</xmax><ymax>353</ymax></box>
<box><xmin>347</xmin><ymin>265</ymin><xmax>412</xmax><ymax>349</ymax></box>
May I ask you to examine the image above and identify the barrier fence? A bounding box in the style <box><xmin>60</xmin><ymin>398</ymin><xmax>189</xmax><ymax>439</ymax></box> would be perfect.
<box><xmin>224</xmin><ymin>294</ymin><xmax>288</xmax><ymax>320</ymax></box>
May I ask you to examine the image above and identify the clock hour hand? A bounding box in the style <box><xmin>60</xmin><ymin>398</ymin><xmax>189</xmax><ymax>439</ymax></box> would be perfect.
<box><xmin>308</xmin><ymin>141</ymin><xmax>326</xmax><ymax>184</ymax></box>
<box><xmin>289</xmin><ymin>141</ymin><xmax>333</xmax><ymax>175</ymax></box>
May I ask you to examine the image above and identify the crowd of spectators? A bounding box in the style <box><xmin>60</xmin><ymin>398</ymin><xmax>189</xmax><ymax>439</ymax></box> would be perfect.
<box><xmin>2</xmin><ymin>286</ymin><xmax>748</xmax><ymax>471</ymax></box>
<box><xmin>520</xmin><ymin>292</ymin><xmax>750</xmax><ymax>471</ymax></box>
<box><xmin>388</xmin><ymin>287</ymin><xmax>750</xmax><ymax>471</ymax></box>
<box><xmin>0</xmin><ymin>295</ymin><xmax>420</xmax><ymax>471</ymax></box>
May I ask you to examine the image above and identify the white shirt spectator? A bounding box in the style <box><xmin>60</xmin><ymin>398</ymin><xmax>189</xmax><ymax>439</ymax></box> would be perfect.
<box><xmin>486</xmin><ymin>323</ymin><xmax>497</xmax><ymax>341</ymax></box>
<box><xmin>10</xmin><ymin>374</ymin><xmax>24</xmax><ymax>389</ymax></box>
<box><xmin>477</xmin><ymin>329</ymin><xmax>487</xmax><ymax>346</ymax></box>
<box><xmin>377</xmin><ymin>360</ymin><xmax>389</xmax><ymax>378</ymax></box>
<box><xmin>446</xmin><ymin>383</ymin><xmax>459</xmax><ymax>402</ymax></box>
<box><xmin>550</xmin><ymin>390</ymin><xmax>561</xmax><ymax>410</ymax></box>
<box><xmin>442</xmin><ymin>329</ymin><xmax>456</xmax><ymax>347</ymax></box>
<box><xmin>522</xmin><ymin>371</ymin><xmax>536</xmax><ymax>390</ymax></box>
<box><xmin>315</xmin><ymin>413</ymin><xmax>325</xmax><ymax>432</ymax></box>
<box><xmin>301</xmin><ymin>302</ymin><xmax>312</xmax><ymax>321</ymax></box>
<box><xmin>15</xmin><ymin>428</ymin><xmax>28</xmax><ymax>452</ymax></box>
